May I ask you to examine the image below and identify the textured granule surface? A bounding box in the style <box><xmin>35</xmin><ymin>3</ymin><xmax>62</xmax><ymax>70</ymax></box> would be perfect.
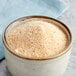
<box><xmin>6</xmin><ymin>18</ymin><xmax>68</xmax><ymax>59</ymax></box>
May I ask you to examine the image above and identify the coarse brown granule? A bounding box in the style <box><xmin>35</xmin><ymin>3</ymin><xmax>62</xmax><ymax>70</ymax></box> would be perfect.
<box><xmin>6</xmin><ymin>18</ymin><xmax>68</xmax><ymax>59</ymax></box>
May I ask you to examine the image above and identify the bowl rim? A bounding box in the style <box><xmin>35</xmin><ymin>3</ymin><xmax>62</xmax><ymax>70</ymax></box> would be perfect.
<box><xmin>2</xmin><ymin>15</ymin><xmax>73</xmax><ymax>61</ymax></box>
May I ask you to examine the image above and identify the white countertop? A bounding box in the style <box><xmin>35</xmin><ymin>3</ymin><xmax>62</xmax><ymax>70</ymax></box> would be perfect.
<box><xmin>0</xmin><ymin>0</ymin><xmax>76</xmax><ymax>76</ymax></box>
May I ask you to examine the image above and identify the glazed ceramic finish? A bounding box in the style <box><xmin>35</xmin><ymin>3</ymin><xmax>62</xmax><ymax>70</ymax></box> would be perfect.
<box><xmin>2</xmin><ymin>16</ymin><xmax>72</xmax><ymax>76</ymax></box>
<box><xmin>5</xmin><ymin>49</ymin><xmax>71</xmax><ymax>76</ymax></box>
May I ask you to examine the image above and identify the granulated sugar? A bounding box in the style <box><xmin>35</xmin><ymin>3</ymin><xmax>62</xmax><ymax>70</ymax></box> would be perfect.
<box><xmin>6</xmin><ymin>18</ymin><xmax>68</xmax><ymax>59</ymax></box>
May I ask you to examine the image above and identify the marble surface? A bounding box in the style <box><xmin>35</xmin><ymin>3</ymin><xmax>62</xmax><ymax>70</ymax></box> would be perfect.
<box><xmin>0</xmin><ymin>0</ymin><xmax>76</xmax><ymax>76</ymax></box>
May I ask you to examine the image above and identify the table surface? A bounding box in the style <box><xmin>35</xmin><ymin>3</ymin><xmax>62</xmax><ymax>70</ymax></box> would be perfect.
<box><xmin>0</xmin><ymin>0</ymin><xmax>76</xmax><ymax>76</ymax></box>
